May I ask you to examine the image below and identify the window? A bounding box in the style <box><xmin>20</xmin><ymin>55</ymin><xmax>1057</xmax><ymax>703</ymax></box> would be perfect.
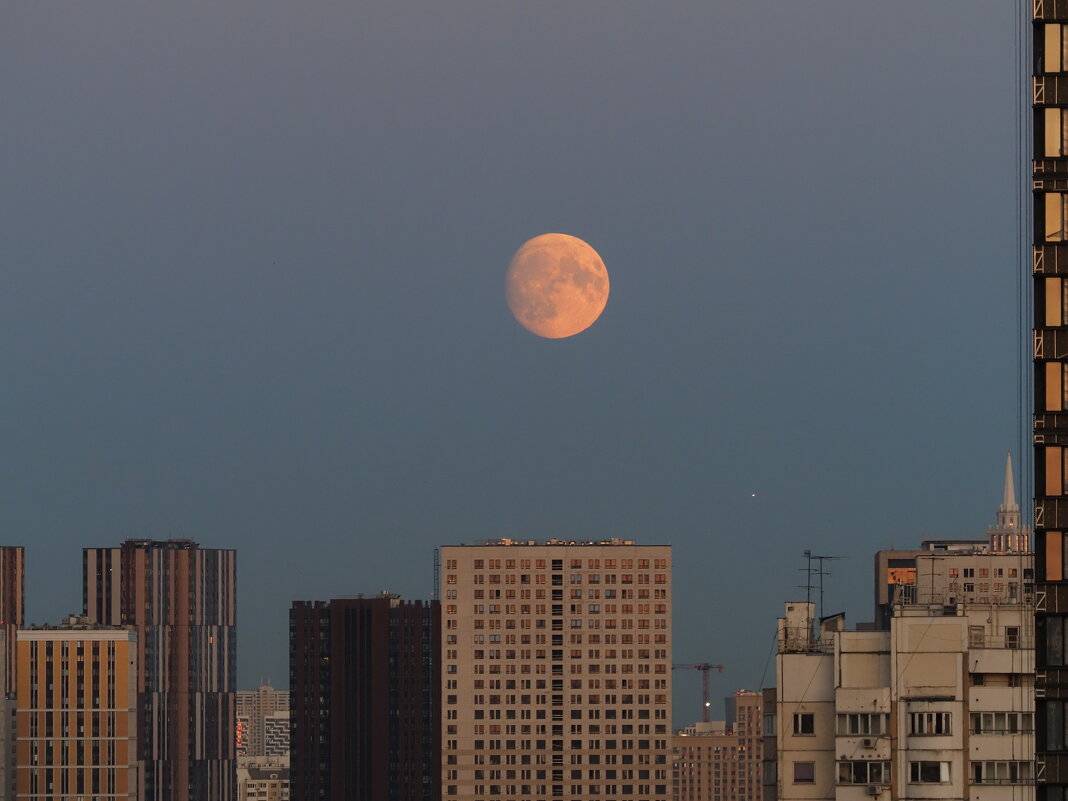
<box><xmin>836</xmin><ymin>713</ymin><xmax>887</xmax><ymax>735</ymax></box>
<box><xmin>910</xmin><ymin>711</ymin><xmax>951</xmax><ymax>736</ymax></box>
<box><xmin>793</xmin><ymin>762</ymin><xmax>815</xmax><ymax>784</ymax></box>
<box><xmin>972</xmin><ymin>761</ymin><xmax>1034</xmax><ymax>785</ymax></box>
<box><xmin>1046</xmin><ymin>23</ymin><xmax>1068</xmax><ymax>72</ymax></box>
<box><xmin>838</xmin><ymin>762</ymin><xmax>890</xmax><ymax>785</ymax></box>
<box><xmin>1006</xmin><ymin>626</ymin><xmax>1021</xmax><ymax>649</ymax></box>
<box><xmin>792</xmin><ymin>713</ymin><xmax>814</xmax><ymax>735</ymax></box>
<box><xmin>970</xmin><ymin>712</ymin><xmax>1033</xmax><ymax>734</ymax></box>
<box><xmin>1049</xmin><ymin>194</ymin><xmax>1068</xmax><ymax>242</ymax></box>
<box><xmin>1042</xmin><ymin>700</ymin><xmax>1068</xmax><ymax>751</ymax></box>
<box><xmin>909</xmin><ymin>762</ymin><xmax>949</xmax><ymax>784</ymax></box>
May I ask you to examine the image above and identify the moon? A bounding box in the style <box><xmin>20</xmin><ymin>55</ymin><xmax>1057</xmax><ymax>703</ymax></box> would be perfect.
<box><xmin>506</xmin><ymin>233</ymin><xmax>610</xmax><ymax>339</ymax></box>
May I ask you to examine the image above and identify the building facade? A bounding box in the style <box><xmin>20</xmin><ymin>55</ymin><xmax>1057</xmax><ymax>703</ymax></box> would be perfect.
<box><xmin>775</xmin><ymin>596</ymin><xmax>1033</xmax><ymax>801</ymax></box>
<box><xmin>289</xmin><ymin>593</ymin><xmax>439</xmax><ymax>801</ymax></box>
<box><xmin>673</xmin><ymin>691</ymin><xmax>763</xmax><ymax>801</ymax></box>
<box><xmin>439</xmin><ymin>539</ymin><xmax>672</xmax><ymax>801</ymax></box>
<box><xmin>760</xmin><ymin>688</ymin><xmax>776</xmax><ymax>801</ymax></box>
<box><xmin>236</xmin><ymin>684</ymin><xmax>289</xmax><ymax>758</ymax></box>
<box><xmin>1033</xmin><ymin>6</ymin><xmax>1068</xmax><ymax>799</ymax></box>
<box><xmin>263</xmin><ymin>712</ymin><xmax>289</xmax><ymax>759</ymax></box>
<box><xmin>83</xmin><ymin>538</ymin><xmax>237</xmax><ymax>801</ymax></box>
<box><xmin>237</xmin><ymin>764</ymin><xmax>290</xmax><ymax>801</ymax></box>
<box><xmin>0</xmin><ymin>548</ymin><xmax>24</xmax><ymax>702</ymax></box>
<box><xmin>15</xmin><ymin>618</ymin><xmax>138</xmax><ymax>800</ymax></box>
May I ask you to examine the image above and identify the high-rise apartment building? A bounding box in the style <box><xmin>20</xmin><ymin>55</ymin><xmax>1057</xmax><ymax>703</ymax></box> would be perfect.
<box><xmin>1033</xmin><ymin>7</ymin><xmax>1068</xmax><ymax>798</ymax></box>
<box><xmin>0</xmin><ymin>633</ymin><xmax>14</xmax><ymax>801</ymax></box>
<box><xmin>236</xmin><ymin>684</ymin><xmax>288</xmax><ymax>758</ymax></box>
<box><xmin>0</xmin><ymin>548</ymin><xmax>24</xmax><ymax>699</ymax></box>
<box><xmin>439</xmin><ymin>539</ymin><xmax>672</xmax><ymax>801</ymax></box>
<box><xmin>15</xmin><ymin>617</ymin><xmax>138</xmax><ymax>800</ymax></box>
<box><xmin>83</xmin><ymin>538</ymin><xmax>237</xmax><ymax>801</ymax></box>
<box><xmin>289</xmin><ymin>593</ymin><xmax>439</xmax><ymax>801</ymax></box>
<box><xmin>673</xmin><ymin>691</ymin><xmax>763</xmax><ymax>801</ymax></box>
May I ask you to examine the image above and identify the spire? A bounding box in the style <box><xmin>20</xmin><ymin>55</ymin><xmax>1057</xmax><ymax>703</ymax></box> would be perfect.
<box><xmin>988</xmin><ymin>451</ymin><xmax>1025</xmax><ymax>555</ymax></box>
<box><xmin>1002</xmin><ymin>451</ymin><xmax>1018</xmax><ymax>515</ymax></box>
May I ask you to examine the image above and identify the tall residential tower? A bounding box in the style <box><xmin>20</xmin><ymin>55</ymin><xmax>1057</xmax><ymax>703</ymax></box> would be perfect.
<box><xmin>1034</xmin><ymin>6</ymin><xmax>1068</xmax><ymax>799</ymax></box>
<box><xmin>83</xmin><ymin>539</ymin><xmax>237</xmax><ymax>801</ymax></box>
<box><xmin>289</xmin><ymin>593</ymin><xmax>440</xmax><ymax>801</ymax></box>
<box><xmin>440</xmin><ymin>539</ymin><xmax>672</xmax><ymax>801</ymax></box>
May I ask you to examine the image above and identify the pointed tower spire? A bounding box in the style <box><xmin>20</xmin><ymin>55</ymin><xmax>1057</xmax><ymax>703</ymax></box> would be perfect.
<box><xmin>999</xmin><ymin>451</ymin><xmax>1020</xmax><ymax>528</ymax></box>
<box><xmin>988</xmin><ymin>451</ymin><xmax>1027</xmax><ymax>552</ymax></box>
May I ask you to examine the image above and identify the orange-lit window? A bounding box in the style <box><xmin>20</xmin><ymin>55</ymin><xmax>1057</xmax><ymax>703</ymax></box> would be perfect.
<box><xmin>1046</xmin><ymin>362</ymin><xmax>1065</xmax><ymax>411</ymax></box>
<box><xmin>1048</xmin><ymin>532</ymin><xmax>1064</xmax><ymax>581</ymax></box>
<box><xmin>1046</xmin><ymin>23</ymin><xmax>1068</xmax><ymax>73</ymax></box>
<box><xmin>1047</xmin><ymin>446</ymin><xmax>1065</xmax><ymax>496</ymax></box>
<box><xmin>1050</xmin><ymin>194</ymin><xmax>1068</xmax><ymax>241</ymax></box>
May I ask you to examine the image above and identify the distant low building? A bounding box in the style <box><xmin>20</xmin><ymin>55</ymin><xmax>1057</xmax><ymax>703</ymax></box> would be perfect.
<box><xmin>236</xmin><ymin>684</ymin><xmax>289</xmax><ymax>758</ymax></box>
<box><xmin>237</xmin><ymin>763</ymin><xmax>289</xmax><ymax>801</ymax></box>
<box><xmin>674</xmin><ymin>691</ymin><xmax>763</xmax><ymax>801</ymax></box>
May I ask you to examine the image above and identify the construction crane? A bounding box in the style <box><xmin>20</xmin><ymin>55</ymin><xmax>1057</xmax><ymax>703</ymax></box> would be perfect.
<box><xmin>672</xmin><ymin>663</ymin><xmax>725</xmax><ymax>722</ymax></box>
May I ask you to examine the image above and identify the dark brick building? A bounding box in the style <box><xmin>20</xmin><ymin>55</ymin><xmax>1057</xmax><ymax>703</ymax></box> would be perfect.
<box><xmin>290</xmin><ymin>594</ymin><xmax>440</xmax><ymax>801</ymax></box>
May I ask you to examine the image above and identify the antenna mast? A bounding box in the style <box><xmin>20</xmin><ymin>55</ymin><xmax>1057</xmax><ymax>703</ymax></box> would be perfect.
<box><xmin>798</xmin><ymin>550</ymin><xmax>843</xmax><ymax>621</ymax></box>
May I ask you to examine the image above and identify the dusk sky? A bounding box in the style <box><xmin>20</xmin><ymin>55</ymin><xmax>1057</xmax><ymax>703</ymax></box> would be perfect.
<box><xmin>2</xmin><ymin>1</ymin><xmax>1025</xmax><ymax>721</ymax></box>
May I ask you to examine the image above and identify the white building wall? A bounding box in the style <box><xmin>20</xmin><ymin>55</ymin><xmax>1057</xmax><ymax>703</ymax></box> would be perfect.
<box><xmin>775</xmin><ymin>599</ymin><xmax>1034</xmax><ymax>801</ymax></box>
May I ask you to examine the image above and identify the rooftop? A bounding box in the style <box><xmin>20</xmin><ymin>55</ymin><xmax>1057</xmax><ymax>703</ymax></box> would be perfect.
<box><xmin>453</xmin><ymin>537</ymin><xmax>643</xmax><ymax>547</ymax></box>
<box><xmin>23</xmin><ymin>614</ymin><xmax>128</xmax><ymax>632</ymax></box>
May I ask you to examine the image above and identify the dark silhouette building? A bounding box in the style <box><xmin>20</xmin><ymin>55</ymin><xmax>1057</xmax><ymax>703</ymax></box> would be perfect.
<box><xmin>289</xmin><ymin>593</ymin><xmax>440</xmax><ymax>801</ymax></box>
<box><xmin>0</xmin><ymin>546</ymin><xmax>23</xmax><ymax>699</ymax></box>
<box><xmin>83</xmin><ymin>539</ymin><xmax>237</xmax><ymax>801</ymax></box>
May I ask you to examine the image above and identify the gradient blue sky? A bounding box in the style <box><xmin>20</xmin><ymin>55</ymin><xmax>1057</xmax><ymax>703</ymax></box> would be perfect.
<box><xmin>2</xmin><ymin>1</ymin><xmax>1025</xmax><ymax>721</ymax></box>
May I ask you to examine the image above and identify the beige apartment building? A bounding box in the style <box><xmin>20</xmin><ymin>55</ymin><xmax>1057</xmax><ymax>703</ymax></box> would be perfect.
<box><xmin>774</xmin><ymin>597</ymin><xmax>1033</xmax><ymax>801</ymax></box>
<box><xmin>674</xmin><ymin>691</ymin><xmax>763</xmax><ymax>801</ymax></box>
<box><xmin>237</xmin><ymin>763</ymin><xmax>290</xmax><ymax>801</ymax></box>
<box><xmin>440</xmin><ymin>538</ymin><xmax>672</xmax><ymax>801</ymax></box>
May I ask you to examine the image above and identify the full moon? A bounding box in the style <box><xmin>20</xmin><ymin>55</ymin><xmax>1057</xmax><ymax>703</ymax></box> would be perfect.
<box><xmin>506</xmin><ymin>233</ymin><xmax>610</xmax><ymax>339</ymax></box>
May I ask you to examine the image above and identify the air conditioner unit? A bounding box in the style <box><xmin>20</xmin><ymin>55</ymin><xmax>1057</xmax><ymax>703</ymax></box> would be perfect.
<box><xmin>866</xmin><ymin>785</ymin><xmax>881</xmax><ymax>796</ymax></box>
<box><xmin>862</xmin><ymin>738</ymin><xmax>875</xmax><ymax>748</ymax></box>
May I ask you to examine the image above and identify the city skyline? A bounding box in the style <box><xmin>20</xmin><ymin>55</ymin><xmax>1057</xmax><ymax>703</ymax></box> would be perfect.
<box><xmin>0</xmin><ymin>458</ymin><xmax>1025</xmax><ymax>726</ymax></box>
<box><xmin>2</xmin><ymin>0</ymin><xmax>1026</xmax><ymax>724</ymax></box>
